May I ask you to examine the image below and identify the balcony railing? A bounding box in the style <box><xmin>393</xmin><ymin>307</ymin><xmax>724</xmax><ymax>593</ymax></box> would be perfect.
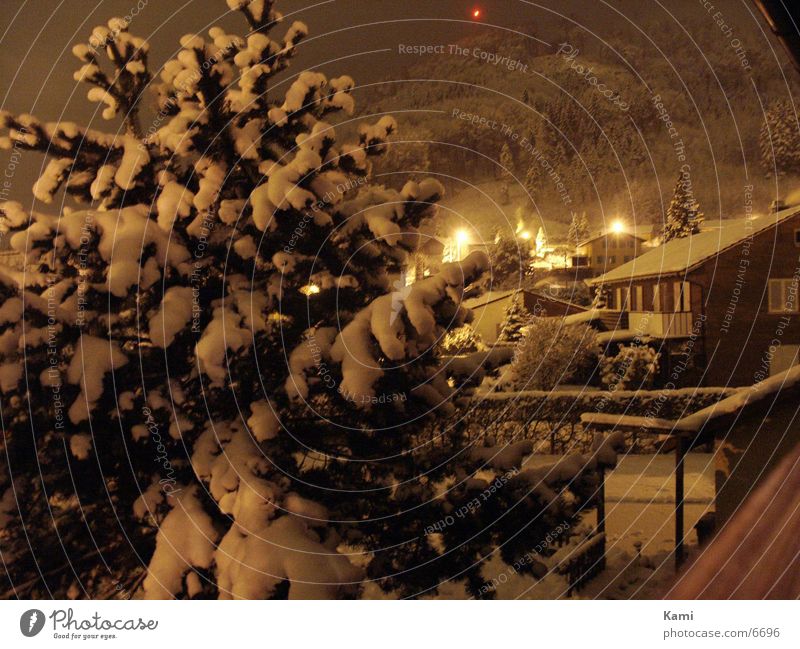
<box><xmin>628</xmin><ymin>311</ymin><xmax>696</xmax><ymax>338</ymax></box>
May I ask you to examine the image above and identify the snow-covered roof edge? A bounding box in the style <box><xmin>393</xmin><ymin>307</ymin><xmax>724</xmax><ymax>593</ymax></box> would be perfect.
<box><xmin>587</xmin><ymin>205</ymin><xmax>800</xmax><ymax>286</ymax></box>
<box><xmin>464</xmin><ymin>288</ymin><xmax>587</xmax><ymax>311</ymax></box>
<box><xmin>577</xmin><ymin>231</ymin><xmax>646</xmax><ymax>247</ymax></box>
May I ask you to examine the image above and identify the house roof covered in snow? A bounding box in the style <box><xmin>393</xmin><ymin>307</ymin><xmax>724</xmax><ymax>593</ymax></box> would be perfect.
<box><xmin>463</xmin><ymin>289</ymin><xmax>518</xmax><ymax>309</ymax></box>
<box><xmin>577</xmin><ymin>230</ymin><xmax>645</xmax><ymax>247</ymax></box>
<box><xmin>463</xmin><ymin>288</ymin><xmax>586</xmax><ymax>311</ymax></box>
<box><xmin>588</xmin><ymin>205</ymin><xmax>800</xmax><ymax>285</ymax></box>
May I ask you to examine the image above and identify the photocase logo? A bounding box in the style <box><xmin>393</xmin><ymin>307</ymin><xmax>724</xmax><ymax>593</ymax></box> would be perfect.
<box><xmin>20</xmin><ymin>609</ymin><xmax>45</xmax><ymax>637</ymax></box>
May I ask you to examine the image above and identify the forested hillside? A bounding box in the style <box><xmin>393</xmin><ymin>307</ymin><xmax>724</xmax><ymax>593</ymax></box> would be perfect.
<box><xmin>359</xmin><ymin>17</ymin><xmax>800</xmax><ymax>235</ymax></box>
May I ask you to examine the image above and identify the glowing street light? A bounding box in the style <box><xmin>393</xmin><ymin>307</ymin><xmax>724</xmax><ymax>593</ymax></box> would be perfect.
<box><xmin>471</xmin><ymin>8</ymin><xmax>483</xmax><ymax>19</ymax></box>
<box><xmin>610</xmin><ymin>219</ymin><xmax>625</xmax><ymax>234</ymax></box>
<box><xmin>519</xmin><ymin>230</ymin><xmax>532</xmax><ymax>241</ymax></box>
<box><xmin>453</xmin><ymin>228</ymin><xmax>470</xmax><ymax>260</ymax></box>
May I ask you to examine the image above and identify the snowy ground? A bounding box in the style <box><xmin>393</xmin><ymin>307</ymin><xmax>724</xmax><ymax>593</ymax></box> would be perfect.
<box><xmin>368</xmin><ymin>453</ymin><xmax>715</xmax><ymax>599</ymax></box>
<box><xmin>478</xmin><ymin>453</ymin><xmax>715</xmax><ymax>599</ymax></box>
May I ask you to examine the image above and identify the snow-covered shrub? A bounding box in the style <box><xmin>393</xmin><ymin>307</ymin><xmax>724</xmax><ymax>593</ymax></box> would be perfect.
<box><xmin>600</xmin><ymin>344</ymin><xmax>660</xmax><ymax>391</ymax></box>
<box><xmin>511</xmin><ymin>318</ymin><xmax>598</xmax><ymax>390</ymax></box>
<box><xmin>441</xmin><ymin>323</ymin><xmax>485</xmax><ymax>355</ymax></box>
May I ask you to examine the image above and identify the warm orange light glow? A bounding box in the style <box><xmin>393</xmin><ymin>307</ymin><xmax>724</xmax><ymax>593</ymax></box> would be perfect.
<box><xmin>472</xmin><ymin>8</ymin><xmax>482</xmax><ymax>19</ymax></box>
<box><xmin>610</xmin><ymin>219</ymin><xmax>625</xmax><ymax>234</ymax></box>
<box><xmin>300</xmin><ymin>284</ymin><xmax>320</xmax><ymax>296</ymax></box>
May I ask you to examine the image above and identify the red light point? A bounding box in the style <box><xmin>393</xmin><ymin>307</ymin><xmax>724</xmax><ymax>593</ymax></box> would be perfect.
<box><xmin>472</xmin><ymin>8</ymin><xmax>482</xmax><ymax>19</ymax></box>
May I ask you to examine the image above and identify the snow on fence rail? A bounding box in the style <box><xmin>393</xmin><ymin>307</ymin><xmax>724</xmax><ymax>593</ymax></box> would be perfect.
<box><xmin>554</xmin><ymin>531</ymin><xmax>606</xmax><ymax>597</ymax></box>
<box><xmin>417</xmin><ymin>387</ymin><xmax>735</xmax><ymax>453</ymax></box>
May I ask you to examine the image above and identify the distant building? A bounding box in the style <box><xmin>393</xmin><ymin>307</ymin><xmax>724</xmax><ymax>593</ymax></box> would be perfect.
<box><xmin>571</xmin><ymin>231</ymin><xmax>646</xmax><ymax>277</ymax></box>
<box><xmin>404</xmin><ymin>235</ymin><xmax>493</xmax><ymax>284</ymax></box>
<box><xmin>464</xmin><ymin>288</ymin><xmax>586</xmax><ymax>344</ymax></box>
<box><xmin>588</xmin><ymin>206</ymin><xmax>800</xmax><ymax>386</ymax></box>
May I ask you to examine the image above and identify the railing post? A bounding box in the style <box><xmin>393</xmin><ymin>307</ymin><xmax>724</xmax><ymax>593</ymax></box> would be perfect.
<box><xmin>675</xmin><ymin>434</ymin><xmax>687</xmax><ymax>571</ymax></box>
<box><xmin>597</xmin><ymin>466</ymin><xmax>606</xmax><ymax>537</ymax></box>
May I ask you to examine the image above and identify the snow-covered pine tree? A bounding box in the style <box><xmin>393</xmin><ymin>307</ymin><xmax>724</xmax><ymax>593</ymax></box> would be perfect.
<box><xmin>567</xmin><ymin>212</ymin><xmax>589</xmax><ymax>247</ymax></box>
<box><xmin>497</xmin><ymin>296</ymin><xmax>531</xmax><ymax>344</ymax></box>
<box><xmin>759</xmin><ymin>99</ymin><xmax>800</xmax><ymax>176</ymax></box>
<box><xmin>0</xmin><ymin>0</ymin><xmax>597</xmax><ymax>600</ymax></box>
<box><xmin>489</xmin><ymin>228</ymin><xmax>527</xmax><ymax>289</ymax></box>
<box><xmin>662</xmin><ymin>173</ymin><xmax>704</xmax><ymax>242</ymax></box>
<box><xmin>567</xmin><ymin>215</ymin><xmax>578</xmax><ymax>246</ymax></box>
<box><xmin>578</xmin><ymin>212</ymin><xmax>590</xmax><ymax>242</ymax></box>
<box><xmin>498</xmin><ymin>142</ymin><xmax>513</xmax><ymax>205</ymax></box>
<box><xmin>523</xmin><ymin>161</ymin><xmax>538</xmax><ymax>205</ymax></box>
<box><xmin>592</xmin><ymin>283</ymin><xmax>609</xmax><ymax>309</ymax></box>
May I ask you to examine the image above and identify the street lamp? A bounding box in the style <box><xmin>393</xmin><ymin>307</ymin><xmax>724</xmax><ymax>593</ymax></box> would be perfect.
<box><xmin>454</xmin><ymin>229</ymin><xmax>470</xmax><ymax>260</ymax></box>
<box><xmin>610</xmin><ymin>219</ymin><xmax>625</xmax><ymax>234</ymax></box>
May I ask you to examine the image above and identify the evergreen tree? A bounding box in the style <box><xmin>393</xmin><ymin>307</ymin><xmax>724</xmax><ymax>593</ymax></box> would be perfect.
<box><xmin>592</xmin><ymin>283</ymin><xmax>609</xmax><ymax>308</ymax></box>
<box><xmin>498</xmin><ymin>296</ymin><xmax>531</xmax><ymax>343</ymax></box>
<box><xmin>523</xmin><ymin>161</ymin><xmax>538</xmax><ymax>206</ymax></box>
<box><xmin>373</xmin><ymin>124</ymin><xmax>432</xmax><ymax>185</ymax></box>
<box><xmin>567</xmin><ymin>211</ymin><xmax>590</xmax><ymax>246</ymax></box>
<box><xmin>499</xmin><ymin>142</ymin><xmax>514</xmax><ymax>205</ymax></box>
<box><xmin>490</xmin><ymin>229</ymin><xmax>528</xmax><ymax>289</ymax></box>
<box><xmin>0</xmin><ymin>1</ymin><xmax>602</xmax><ymax>599</ymax></box>
<box><xmin>759</xmin><ymin>99</ymin><xmax>800</xmax><ymax>176</ymax></box>
<box><xmin>663</xmin><ymin>173</ymin><xmax>704</xmax><ymax>242</ymax></box>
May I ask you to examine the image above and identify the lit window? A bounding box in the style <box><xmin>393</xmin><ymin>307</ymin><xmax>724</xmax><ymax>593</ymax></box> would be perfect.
<box><xmin>768</xmin><ymin>279</ymin><xmax>800</xmax><ymax>313</ymax></box>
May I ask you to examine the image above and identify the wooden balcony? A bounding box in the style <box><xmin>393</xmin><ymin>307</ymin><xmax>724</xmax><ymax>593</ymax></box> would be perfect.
<box><xmin>628</xmin><ymin>310</ymin><xmax>697</xmax><ymax>339</ymax></box>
